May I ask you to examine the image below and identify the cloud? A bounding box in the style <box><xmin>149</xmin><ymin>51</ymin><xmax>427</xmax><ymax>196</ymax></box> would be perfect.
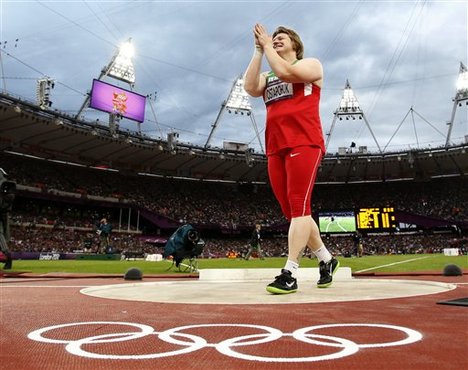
<box><xmin>2</xmin><ymin>1</ymin><xmax>466</xmax><ymax>154</ymax></box>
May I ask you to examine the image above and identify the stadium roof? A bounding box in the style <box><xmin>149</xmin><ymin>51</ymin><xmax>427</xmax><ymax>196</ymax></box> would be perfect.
<box><xmin>1</xmin><ymin>93</ymin><xmax>467</xmax><ymax>184</ymax></box>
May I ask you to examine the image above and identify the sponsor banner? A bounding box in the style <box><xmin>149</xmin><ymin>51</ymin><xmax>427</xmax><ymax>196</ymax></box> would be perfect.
<box><xmin>39</xmin><ymin>253</ymin><xmax>60</xmax><ymax>261</ymax></box>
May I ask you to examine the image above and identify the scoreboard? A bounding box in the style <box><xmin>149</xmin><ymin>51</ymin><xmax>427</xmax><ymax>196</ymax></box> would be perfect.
<box><xmin>356</xmin><ymin>207</ymin><xmax>397</xmax><ymax>231</ymax></box>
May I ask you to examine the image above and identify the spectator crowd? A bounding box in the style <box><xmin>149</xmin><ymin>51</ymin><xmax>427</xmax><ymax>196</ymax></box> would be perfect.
<box><xmin>2</xmin><ymin>152</ymin><xmax>466</xmax><ymax>258</ymax></box>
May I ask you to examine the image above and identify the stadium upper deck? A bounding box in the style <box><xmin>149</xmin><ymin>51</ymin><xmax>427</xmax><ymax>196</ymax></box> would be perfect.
<box><xmin>1</xmin><ymin>92</ymin><xmax>467</xmax><ymax>184</ymax></box>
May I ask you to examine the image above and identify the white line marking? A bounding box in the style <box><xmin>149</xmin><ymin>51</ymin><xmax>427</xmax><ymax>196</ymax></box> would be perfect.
<box><xmin>355</xmin><ymin>256</ymin><xmax>432</xmax><ymax>273</ymax></box>
<box><xmin>0</xmin><ymin>285</ymin><xmax>91</xmax><ymax>288</ymax></box>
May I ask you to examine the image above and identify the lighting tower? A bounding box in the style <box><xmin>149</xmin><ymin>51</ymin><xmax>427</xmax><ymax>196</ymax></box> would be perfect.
<box><xmin>204</xmin><ymin>75</ymin><xmax>264</xmax><ymax>154</ymax></box>
<box><xmin>326</xmin><ymin>80</ymin><xmax>382</xmax><ymax>153</ymax></box>
<box><xmin>445</xmin><ymin>62</ymin><xmax>468</xmax><ymax>147</ymax></box>
<box><xmin>75</xmin><ymin>38</ymin><xmax>136</xmax><ymax>120</ymax></box>
<box><xmin>36</xmin><ymin>77</ymin><xmax>55</xmax><ymax>109</ymax></box>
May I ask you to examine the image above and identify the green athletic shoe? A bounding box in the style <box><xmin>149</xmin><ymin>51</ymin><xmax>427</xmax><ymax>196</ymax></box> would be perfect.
<box><xmin>317</xmin><ymin>258</ymin><xmax>340</xmax><ymax>288</ymax></box>
<box><xmin>266</xmin><ymin>269</ymin><xmax>298</xmax><ymax>294</ymax></box>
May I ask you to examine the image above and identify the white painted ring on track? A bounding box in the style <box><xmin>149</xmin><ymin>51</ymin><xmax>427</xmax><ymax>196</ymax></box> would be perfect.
<box><xmin>27</xmin><ymin>321</ymin><xmax>424</xmax><ymax>362</ymax></box>
<box><xmin>27</xmin><ymin>321</ymin><xmax>154</xmax><ymax>344</ymax></box>
<box><xmin>67</xmin><ymin>331</ymin><xmax>207</xmax><ymax>360</ymax></box>
<box><xmin>217</xmin><ymin>332</ymin><xmax>359</xmax><ymax>362</ymax></box>
<box><xmin>293</xmin><ymin>323</ymin><xmax>423</xmax><ymax>348</ymax></box>
<box><xmin>160</xmin><ymin>323</ymin><xmax>283</xmax><ymax>346</ymax></box>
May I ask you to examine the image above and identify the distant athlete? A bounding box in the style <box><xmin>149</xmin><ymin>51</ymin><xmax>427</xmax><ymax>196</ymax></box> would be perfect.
<box><xmin>354</xmin><ymin>231</ymin><xmax>364</xmax><ymax>257</ymax></box>
<box><xmin>97</xmin><ymin>218</ymin><xmax>112</xmax><ymax>253</ymax></box>
<box><xmin>245</xmin><ymin>224</ymin><xmax>264</xmax><ymax>260</ymax></box>
<box><xmin>326</xmin><ymin>215</ymin><xmax>348</xmax><ymax>233</ymax></box>
<box><xmin>244</xmin><ymin>24</ymin><xmax>339</xmax><ymax>294</ymax></box>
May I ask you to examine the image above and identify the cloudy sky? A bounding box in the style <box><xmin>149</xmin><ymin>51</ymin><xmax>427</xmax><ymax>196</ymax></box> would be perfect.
<box><xmin>1</xmin><ymin>0</ymin><xmax>467</xmax><ymax>154</ymax></box>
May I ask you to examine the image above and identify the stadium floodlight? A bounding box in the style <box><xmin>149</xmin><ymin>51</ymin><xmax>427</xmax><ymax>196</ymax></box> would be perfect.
<box><xmin>108</xmin><ymin>39</ymin><xmax>136</xmax><ymax>85</ymax></box>
<box><xmin>75</xmin><ymin>38</ymin><xmax>137</xmax><ymax>120</ymax></box>
<box><xmin>326</xmin><ymin>80</ymin><xmax>381</xmax><ymax>153</ymax></box>
<box><xmin>245</xmin><ymin>147</ymin><xmax>255</xmax><ymax>166</ymax></box>
<box><xmin>36</xmin><ymin>77</ymin><xmax>55</xmax><ymax>109</ymax></box>
<box><xmin>446</xmin><ymin>62</ymin><xmax>468</xmax><ymax>147</ymax></box>
<box><xmin>456</xmin><ymin>62</ymin><xmax>468</xmax><ymax>95</ymax></box>
<box><xmin>336</xmin><ymin>80</ymin><xmax>362</xmax><ymax>118</ymax></box>
<box><xmin>205</xmin><ymin>75</ymin><xmax>264</xmax><ymax>154</ymax></box>
<box><xmin>167</xmin><ymin>132</ymin><xmax>179</xmax><ymax>151</ymax></box>
<box><xmin>225</xmin><ymin>77</ymin><xmax>252</xmax><ymax>114</ymax></box>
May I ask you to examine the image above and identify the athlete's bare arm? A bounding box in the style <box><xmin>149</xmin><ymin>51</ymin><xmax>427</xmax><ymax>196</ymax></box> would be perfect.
<box><xmin>244</xmin><ymin>32</ymin><xmax>267</xmax><ymax>97</ymax></box>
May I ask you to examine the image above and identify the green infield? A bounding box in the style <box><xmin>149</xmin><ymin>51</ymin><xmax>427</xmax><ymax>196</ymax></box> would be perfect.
<box><xmin>3</xmin><ymin>253</ymin><xmax>466</xmax><ymax>276</ymax></box>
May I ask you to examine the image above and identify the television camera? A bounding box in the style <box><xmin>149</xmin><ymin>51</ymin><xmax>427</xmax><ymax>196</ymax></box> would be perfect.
<box><xmin>163</xmin><ymin>224</ymin><xmax>204</xmax><ymax>268</ymax></box>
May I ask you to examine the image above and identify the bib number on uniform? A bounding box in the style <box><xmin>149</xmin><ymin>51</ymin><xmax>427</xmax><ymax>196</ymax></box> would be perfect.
<box><xmin>264</xmin><ymin>80</ymin><xmax>294</xmax><ymax>104</ymax></box>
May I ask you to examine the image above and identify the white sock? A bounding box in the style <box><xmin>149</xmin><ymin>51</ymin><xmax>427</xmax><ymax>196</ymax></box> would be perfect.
<box><xmin>313</xmin><ymin>246</ymin><xmax>332</xmax><ymax>263</ymax></box>
<box><xmin>284</xmin><ymin>260</ymin><xmax>299</xmax><ymax>278</ymax></box>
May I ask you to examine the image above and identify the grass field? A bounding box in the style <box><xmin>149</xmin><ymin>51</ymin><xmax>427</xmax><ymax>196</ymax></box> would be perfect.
<box><xmin>4</xmin><ymin>253</ymin><xmax>467</xmax><ymax>276</ymax></box>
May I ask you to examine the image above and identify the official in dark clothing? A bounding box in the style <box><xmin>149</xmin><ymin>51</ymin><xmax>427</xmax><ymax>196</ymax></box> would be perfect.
<box><xmin>245</xmin><ymin>224</ymin><xmax>264</xmax><ymax>260</ymax></box>
<box><xmin>97</xmin><ymin>218</ymin><xmax>112</xmax><ymax>253</ymax></box>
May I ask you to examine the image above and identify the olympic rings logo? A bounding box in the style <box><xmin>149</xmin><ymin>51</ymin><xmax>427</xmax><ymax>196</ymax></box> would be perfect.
<box><xmin>28</xmin><ymin>322</ymin><xmax>423</xmax><ymax>362</ymax></box>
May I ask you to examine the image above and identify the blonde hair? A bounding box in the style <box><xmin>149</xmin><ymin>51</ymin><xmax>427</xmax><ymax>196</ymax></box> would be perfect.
<box><xmin>272</xmin><ymin>26</ymin><xmax>304</xmax><ymax>60</ymax></box>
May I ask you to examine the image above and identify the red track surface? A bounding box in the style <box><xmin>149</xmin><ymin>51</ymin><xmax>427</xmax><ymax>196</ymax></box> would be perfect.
<box><xmin>1</xmin><ymin>274</ymin><xmax>467</xmax><ymax>370</ymax></box>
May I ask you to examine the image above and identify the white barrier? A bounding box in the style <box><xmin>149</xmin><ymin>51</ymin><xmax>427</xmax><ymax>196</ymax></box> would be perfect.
<box><xmin>145</xmin><ymin>254</ymin><xmax>163</xmax><ymax>262</ymax></box>
<box><xmin>443</xmin><ymin>248</ymin><xmax>460</xmax><ymax>256</ymax></box>
<box><xmin>199</xmin><ymin>267</ymin><xmax>352</xmax><ymax>282</ymax></box>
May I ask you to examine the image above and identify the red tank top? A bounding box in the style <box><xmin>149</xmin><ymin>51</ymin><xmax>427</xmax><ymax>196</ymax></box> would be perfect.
<box><xmin>263</xmin><ymin>69</ymin><xmax>325</xmax><ymax>156</ymax></box>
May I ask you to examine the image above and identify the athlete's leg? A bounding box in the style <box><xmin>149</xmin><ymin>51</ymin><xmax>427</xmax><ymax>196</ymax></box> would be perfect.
<box><xmin>285</xmin><ymin>146</ymin><xmax>339</xmax><ymax>288</ymax></box>
<box><xmin>266</xmin><ymin>152</ymin><xmax>298</xmax><ymax>293</ymax></box>
<box><xmin>267</xmin><ymin>152</ymin><xmax>291</xmax><ymax>221</ymax></box>
<box><xmin>285</xmin><ymin>146</ymin><xmax>322</xmax><ymax>265</ymax></box>
<box><xmin>257</xmin><ymin>244</ymin><xmax>265</xmax><ymax>260</ymax></box>
<box><xmin>244</xmin><ymin>246</ymin><xmax>252</xmax><ymax>260</ymax></box>
<box><xmin>268</xmin><ymin>150</ymin><xmax>306</xmax><ymax>275</ymax></box>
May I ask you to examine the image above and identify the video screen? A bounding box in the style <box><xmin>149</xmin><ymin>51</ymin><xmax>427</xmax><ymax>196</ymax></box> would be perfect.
<box><xmin>89</xmin><ymin>79</ymin><xmax>146</xmax><ymax>122</ymax></box>
<box><xmin>318</xmin><ymin>211</ymin><xmax>356</xmax><ymax>233</ymax></box>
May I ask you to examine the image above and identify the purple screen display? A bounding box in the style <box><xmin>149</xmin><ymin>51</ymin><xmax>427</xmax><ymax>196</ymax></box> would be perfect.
<box><xmin>89</xmin><ymin>79</ymin><xmax>146</xmax><ymax>122</ymax></box>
